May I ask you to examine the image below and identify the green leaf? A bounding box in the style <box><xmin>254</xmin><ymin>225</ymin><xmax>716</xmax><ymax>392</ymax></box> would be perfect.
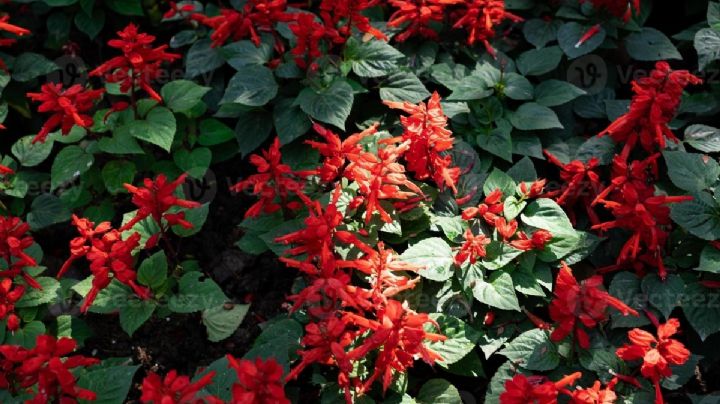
<box><xmin>698</xmin><ymin>244</ymin><xmax>720</xmax><ymax>273</ymax></box>
<box><xmin>137</xmin><ymin>251</ymin><xmax>168</xmax><ymax>289</ymax></box>
<box><xmin>686</xmin><ymin>124</ymin><xmax>720</xmax><ymax>153</ymax></box>
<box><xmin>5</xmin><ymin>321</ymin><xmax>46</xmax><ymax>348</ymax></box>
<box><xmin>663</xmin><ymin>354</ymin><xmax>701</xmax><ymax>390</ymax></box>
<box><xmin>641</xmin><ymin>274</ymin><xmax>685</xmax><ymax>319</ymax></box>
<box><xmin>502</xmin><ymin>73</ymin><xmax>533</xmax><ymax>100</ymax></box>
<box><xmin>171</xmin><ymin>203</ymin><xmax>209</xmax><ymax>237</ymax></box>
<box><xmin>534</xmin><ymin>80</ymin><xmax>586</xmax><ymax>107</ymax></box>
<box><xmin>101</xmin><ymin>160</ymin><xmax>136</xmax><ymax>194</ymax></box>
<box><xmin>76</xmin><ymin>363</ymin><xmax>140</xmax><ymax>404</ymax></box>
<box><xmin>516</xmin><ymin>46</ymin><xmax>563</xmax><ymax>76</ymax></box>
<box><xmin>671</xmin><ymin>192</ymin><xmax>720</xmax><ymax>240</ymax></box>
<box><xmin>523</xmin><ymin>19</ymin><xmax>561</xmax><ymax>48</ymax></box>
<box><xmin>626</xmin><ymin>28</ymin><xmax>681</xmax><ymax>61</ymax></box>
<box><xmin>416</xmin><ymin>379</ymin><xmax>462</xmax><ymax>404</ymax></box>
<box><xmin>521</xmin><ymin>198</ymin><xmax>574</xmax><ymax>232</ymax></box>
<box><xmin>12</xmin><ymin>136</ymin><xmax>53</xmax><ymax>167</ymax></box>
<box><xmin>499</xmin><ymin>329</ymin><xmax>559</xmax><ymax>371</ymax></box>
<box><xmin>202</xmin><ymin>303</ymin><xmax>250</xmax><ymax>342</ymax></box>
<box><xmin>695</xmin><ymin>28</ymin><xmax>720</xmax><ymax>70</ymax></box>
<box><xmin>447</xmin><ymin>74</ymin><xmax>494</xmax><ymax>101</ymax></box>
<box><xmin>75</xmin><ymin>9</ymin><xmax>105</xmax><ymax>39</ymax></box>
<box><xmin>297</xmin><ymin>80</ymin><xmax>354</xmax><ymax>130</ymax></box>
<box><xmin>483</xmin><ymin>168</ymin><xmax>516</xmax><ymax>196</ymax></box>
<box><xmin>683</xmin><ymin>282</ymin><xmax>720</xmax><ymax>340</ymax></box>
<box><xmin>664</xmin><ymin>151</ymin><xmax>720</xmax><ymax>192</ymax></box>
<box><xmin>161</xmin><ymin>80</ymin><xmax>211</xmax><ymax>112</ymax></box>
<box><xmin>198</xmin><ymin>118</ymin><xmax>235</xmax><ymax>146</ymax></box>
<box><xmin>122</xmin><ymin>106</ymin><xmax>177</xmax><ymax>152</ymax></box>
<box><xmin>344</xmin><ymin>37</ymin><xmax>405</xmax><ymax>77</ymax></box>
<box><xmin>274</xmin><ymin>97</ymin><xmax>311</xmax><ymax>145</ymax></box>
<box><xmin>222</xmin><ymin>40</ymin><xmax>273</xmax><ymax>68</ymax></box>
<box><xmin>185</xmin><ymin>39</ymin><xmax>225</xmax><ymax>78</ymax></box>
<box><xmin>510</xmin><ymin>103</ymin><xmax>563</xmax><ymax>130</ymax></box>
<box><xmin>425</xmin><ymin>314</ymin><xmax>482</xmax><ymax>365</ymax></box>
<box><xmin>476</xmin><ymin>120</ymin><xmax>512</xmax><ymax>162</ymax></box>
<box><xmin>194</xmin><ymin>357</ymin><xmax>238</xmax><ymax>401</ymax></box>
<box><xmin>27</xmin><ymin>194</ymin><xmax>71</xmax><ymax>230</ymax></box>
<box><xmin>243</xmin><ymin>318</ymin><xmax>303</xmax><ymax>369</ymax></box>
<box><xmin>473</xmin><ymin>271</ymin><xmax>520</xmax><ymax>311</ymax></box>
<box><xmin>104</xmin><ymin>0</ymin><xmax>144</xmax><ymax>15</ymax></box>
<box><xmin>379</xmin><ymin>71</ymin><xmax>431</xmax><ymax>103</ymax></box>
<box><xmin>235</xmin><ymin>109</ymin><xmax>273</xmax><ymax>156</ymax></box>
<box><xmin>12</xmin><ymin>53</ymin><xmax>59</xmax><ymax>81</ymax></box>
<box><xmin>168</xmin><ymin>272</ymin><xmax>227</xmax><ymax>313</ymax></box>
<box><xmin>51</xmin><ymin>145</ymin><xmax>94</xmax><ymax>191</ymax></box>
<box><xmin>400</xmin><ymin>238</ymin><xmax>454</xmax><ymax>281</ymax></box>
<box><xmin>557</xmin><ymin>22</ymin><xmax>606</xmax><ymax>59</ymax></box>
<box><xmin>173</xmin><ymin>147</ymin><xmax>212</xmax><ymax>179</ymax></box>
<box><xmin>221</xmin><ymin>65</ymin><xmax>278</xmax><ymax>107</ymax></box>
<box><xmin>15</xmin><ymin>277</ymin><xmax>60</xmax><ymax>308</ymax></box>
<box><xmin>609</xmin><ymin>272</ymin><xmax>650</xmax><ymax>328</ymax></box>
<box><xmin>119</xmin><ymin>299</ymin><xmax>156</xmax><ymax>336</ymax></box>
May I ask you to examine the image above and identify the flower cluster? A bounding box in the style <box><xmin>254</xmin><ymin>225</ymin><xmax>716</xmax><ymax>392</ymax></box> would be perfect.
<box><xmin>26</xmin><ymin>83</ymin><xmax>104</xmax><ymax>144</ymax></box>
<box><xmin>141</xmin><ymin>369</ymin><xmax>220</xmax><ymax>403</ymax></box>
<box><xmin>0</xmin><ymin>335</ymin><xmax>99</xmax><ymax>402</ymax></box>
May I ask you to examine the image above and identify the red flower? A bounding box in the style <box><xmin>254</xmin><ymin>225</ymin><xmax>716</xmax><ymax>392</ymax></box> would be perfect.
<box><xmin>26</xmin><ymin>83</ymin><xmax>104</xmax><ymax>144</ymax></box>
<box><xmin>90</xmin><ymin>23</ymin><xmax>180</xmax><ymax>102</ymax></box>
<box><xmin>0</xmin><ymin>335</ymin><xmax>99</xmax><ymax>402</ymax></box>
<box><xmin>520</xmin><ymin>179</ymin><xmax>546</xmax><ymax>199</ymax></box>
<box><xmin>288</xmin><ymin>13</ymin><xmax>328</xmax><ymax>69</ymax></box>
<box><xmin>544</xmin><ymin>150</ymin><xmax>602</xmax><ymax>225</ymax></box>
<box><xmin>319</xmin><ymin>0</ymin><xmax>387</xmax><ymax>42</ymax></box>
<box><xmin>344</xmin><ymin>300</ymin><xmax>446</xmax><ymax>394</ymax></box>
<box><xmin>232</xmin><ymin>137</ymin><xmax>306</xmax><ymax>218</ymax></box>
<box><xmin>598</xmin><ymin>62</ymin><xmax>701</xmax><ymax>158</ymax></box>
<box><xmin>0</xmin><ymin>164</ymin><xmax>14</xmax><ymax>175</ymax></box>
<box><xmin>306</xmin><ymin>123</ymin><xmax>377</xmax><ymax>183</ymax></box>
<box><xmin>569</xmin><ymin>379</ymin><xmax>618</xmax><ymax>404</ymax></box>
<box><xmin>592</xmin><ymin>154</ymin><xmax>660</xmax><ymax>207</ymax></box>
<box><xmin>388</xmin><ymin>0</ymin><xmax>463</xmax><ymax>42</ymax></box>
<box><xmin>549</xmin><ymin>262</ymin><xmax>638</xmax><ymax>349</ymax></box>
<box><xmin>140</xmin><ymin>370</ymin><xmax>220</xmax><ymax>404</ymax></box>
<box><xmin>500</xmin><ymin>372</ymin><xmax>582</xmax><ymax>404</ymax></box>
<box><xmin>344</xmin><ymin>140</ymin><xmax>424</xmax><ymax>223</ymax></box>
<box><xmin>586</xmin><ymin>0</ymin><xmax>640</xmax><ymax>21</ymax></box>
<box><xmin>0</xmin><ymin>216</ymin><xmax>41</xmax><ymax>290</ymax></box>
<box><xmin>510</xmin><ymin>229</ymin><xmax>553</xmax><ymax>251</ymax></box>
<box><xmin>495</xmin><ymin>217</ymin><xmax>518</xmax><ymax>240</ymax></box>
<box><xmin>575</xmin><ymin>24</ymin><xmax>602</xmax><ymax>48</ymax></box>
<box><xmin>616</xmin><ymin>318</ymin><xmax>690</xmax><ymax>404</ymax></box>
<box><xmin>451</xmin><ymin>0</ymin><xmax>523</xmax><ymax>57</ymax></box>
<box><xmin>462</xmin><ymin>188</ymin><xmax>504</xmax><ymax>223</ymax></box>
<box><xmin>121</xmin><ymin>173</ymin><xmax>201</xmax><ymax>238</ymax></box>
<box><xmin>384</xmin><ymin>92</ymin><xmax>460</xmax><ymax>193</ymax></box>
<box><xmin>228</xmin><ymin>356</ymin><xmax>290</xmax><ymax>404</ymax></box>
<box><xmin>0</xmin><ymin>15</ymin><xmax>30</xmax><ymax>47</ymax></box>
<box><xmin>58</xmin><ymin>215</ymin><xmax>150</xmax><ymax>312</ymax></box>
<box><xmin>192</xmin><ymin>1</ymin><xmax>291</xmax><ymax>47</ymax></box>
<box><xmin>455</xmin><ymin>228</ymin><xmax>491</xmax><ymax>265</ymax></box>
<box><xmin>0</xmin><ymin>278</ymin><xmax>23</xmax><ymax>331</ymax></box>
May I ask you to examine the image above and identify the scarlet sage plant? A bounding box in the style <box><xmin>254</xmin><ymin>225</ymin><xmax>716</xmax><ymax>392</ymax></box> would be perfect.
<box><xmin>2</xmin><ymin>0</ymin><xmax>720</xmax><ymax>402</ymax></box>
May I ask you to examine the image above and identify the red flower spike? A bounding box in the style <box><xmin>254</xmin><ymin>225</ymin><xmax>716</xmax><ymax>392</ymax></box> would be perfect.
<box><xmin>510</xmin><ymin>229</ymin><xmax>553</xmax><ymax>251</ymax></box>
<box><xmin>461</xmin><ymin>188</ymin><xmax>504</xmax><ymax>224</ymax></box>
<box><xmin>59</xmin><ymin>215</ymin><xmax>150</xmax><ymax>312</ymax></box>
<box><xmin>592</xmin><ymin>154</ymin><xmax>660</xmax><ymax>207</ymax></box>
<box><xmin>26</xmin><ymin>83</ymin><xmax>104</xmax><ymax>144</ymax></box>
<box><xmin>500</xmin><ymin>372</ymin><xmax>583</xmax><ymax>404</ymax></box>
<box><xmin>549</xmin><ymin>262</ymin><xmax>638</xmax><ymax>349</ymax></box>
<box><xmin>569</xmin><ymin>379</ymin><xmax>618</xmax><ymax>404</ymax></box>
<box><xmin>0</xmin><ymin>15</ymin><xmax>30</xmax><ymax>39</ymax></box>
<box><xmin>0</xmin><ymin>164</ymin><xmax>13</xmax><ymax>175</ymax></box>
<box><xmin>0</xmin><ymin>335</ymin><xmax>99</xmax><ymax>402</ymax></box>
<box><xmin>519</xmin><ymin>179</ymin><xmax>546</xmax><ymax>199</ymax></box>
<box><xmin>90</xmin><ymin>23</ymin><xmax>181</xmax><ymax>102</ymax></box>
<box><xmin>544</xmin><ymin>150</ymin><xmax>603</xmax><ymax>225</ymax></box>
<box><xmin>384</xmin><ymin>92</ymin><xmax>460</xmax><ymax>193</ymax></box>
<box><xmin>227</xmin><ymin>356</ymin><xmax>290</xmax><ymax>404</ymax></box>
<box><xmin>455</xmin><ymin>228</ymin><xmax>491</xmax><ymax>265</ymax></box>
<box><xmin>0</xmin><ymin>216</ymin><xmax>41</xmax><ymax>290</ymax></box>
<box><xmin>344</xmin><ymin>140</ymin><xmax>424</xmax><ymax>224</ymax></box>
<box><xmin>140</xmin><ymin>370</ymin><xmax>221</xmax><ymax>404</ymax></box>
<box><xmin>388</xmin><ymin>0</ymin><xmax>464</xmax><ymax>42</ymax></box>
<box><xmin>232</xmin><ymin>137</ymin><xmax>307</xmax><ymax>218</ymax></box>
<box><xmin>451</xmin><ymin>0</ymin><xmax>523</xmax><ymax>57</ymax></box>
<box><xmin>616</xmin><ymin>318</ymin><xmax>690</xmax><ymax>404</ymax></box>
<box><xmin>495</xmin><ymin>217</ymin><xmax>518</xmax><ymax>241</ymax></box>
<box><xmin>575</xmin><ymin>24</ymin><xmax>602</xmax><ymax>48</ymax></box>
<box><xmin>288</xmin><ymin>13</ymin><xmax>328</xmax><ymax>69</ymax></box>
<box><xmin>344</xmin><ymin>300</ymin><xmax>446</xmax><ymax>395</ymax></box>
<box><xmin>306</xmin><ymin>122</ymin><xmax>378</xmax><ymax>183</ymax></box>
<box><xmin>319</xmin><ymin>0</ymin><xmax>387</xmax><ymax>43</ymax></box>
<box><xmin>598</xmin><ymin>62</ymin><xmax>701</xmax><ymax>157</ymax></box>
<box><xmin>0</xmin><ymin>278</ymin><xmax>23</xmax><ymax>331</ymax></box>
<box><xmin>121</xmin><ymin>173</ymin><xmax>201</xmax><ymax>232</ymax></box>
<box><xmin>192</xmin><ymin>1</ymin><xmax>291</xmax><ymax>48</ymax></box>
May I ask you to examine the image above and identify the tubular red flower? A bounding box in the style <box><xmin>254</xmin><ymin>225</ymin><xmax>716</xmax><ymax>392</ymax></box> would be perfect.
<box><xmin>89</xmin><ymin>23</ymin><xmax>180</xmax><ymax>102</ymax></box>
<box><xmin>140</xmin><ymin>370</ymin><xmax>220</xmax><ymax>404</ymax></box>
<box><xmin>451</xmin><ymin>0</ymin><xmax>523</xmax><ymax>57</ymax></box>
<box><xmin>544</xmin><ymin>150</ymin><xmax>602</xmax><ymax>225</ymax></box>
<box><xmin>500</xmin><ymin>372</ymin><xmax>583</xmax><ymax>404</ymax></box>
<box><xmin>387</xmin><ymin>0</ymin><xmax>464</xmax><ymax>42</ymax></box>
<box><xmin>26</xmin><ymin>83</ymin><xmax>104</xmax><ymax>144</ymax></box>
<box><xmin>228</xmin><ymin>356</ymin><xmax>290</xmax><ymax>404</ymax></box>
<box><xmin>121</xmin><ymin>173</ymin><xmax>201</xmax><ymax>232</ymax></box>
<box><xmin>0</xmin><ymin>216</ymin><xmax>41</xmax><ymax>290</ymax></box>
<box><xmin>306</xmin><ymin>123</ymin><xmax>378</xmax><ymax>183</ymax></box>
<box><xmin>192</xmin><ymin>1</ymin><xmax>291</xmax><ymax>48</ymax></box>
<box><xmin>575</xmin><ymin>24</ymin><xmax>602</xmax><ymax>48</ymax></box>
<box><xmin>0</xmin><ymin>278</ymin><xmax>23</xmax><ymax>331</ymax></box>
<box><xmin>319</xmin><ymin>0</ymin><xmax>387</xmax><ymax>42</ymax></box>
<box><xmin>455</xmin><ymin>228</ymin><xmax>491</xmax><ymax>265</ymax></box>
<box><xmin>462</xmin><ymin>188</ymin><xmax>504</xmax><ymax>224</ymax></box>
<box><xmin>570</xmin><ymin>379</ymin><xmax>618</xmax><ymax>404</ymax></box>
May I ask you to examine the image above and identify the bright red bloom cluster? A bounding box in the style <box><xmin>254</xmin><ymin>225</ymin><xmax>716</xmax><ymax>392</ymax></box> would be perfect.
<box><xmin>500</xmin><ymin>372</ymin><xmax>582</xmax><ymax>404</ymax></box>
<box><xmin>387</xmin><ymin>0</ymin><xmax>463</xmax><ymax>42</ymax></box>
<box><xmin>549</xmin><ymin>262</ymin><xmax>638</xmax><ymax>349</ymax></box>
<box><xmin>384</xmin><ymin>91</ymin><xmax>460</xmax><ymax>193</ymax></box>
<box><xmin>58</xmin><ymin>215</ymin><xmax>150</xmax><ymax>313</ymax></box>
<box><xmin>228</xmin><ymin>356</ymin><xmax>290</xmax><ymax>404</ymax></box>
<box><xmin>617</xmin><ymin>318</ymin><xmax>690</xmax><ymax>404</ymax></box>
<box><xmin>27</xmin><ymin>83</ymin><xmax>104</xmax><ymax>144</ymax></box>
<box><xmin>90</xmin><ymin>23</ymin><xmax>180</xmax><ymax>102</ymax></box>
<box><xmin>0</xmin><ymin>278</ymin><xmax>23</xmax><ymax>331</ymax></box>
<box><xmin>599</xmin><ymin>62</ymin><xmax>702</xmax><ymax>159</ymax></box>
<box><xmin>0</xmin><ymin>335</ymin><xmax>99</xmax><ymax>402</ymax></box>
<box><xmin>306</xmin><ymin>123</ymin><xmax>376</xmax><ymax>183</ymax></box>
<box><xmin>0</xmin><ymin>15</ymin><xmax>30</xmax><ymax>48</ymax></box>
<box><xmin>231</xmin><ymin>138</ymin><xmax>306</xmax><ymax>218</ymax></box>
<box><xmin>192</xmin><ymin>0</ymin><xmax>292</xmax><ymax>48</ymax></box>
<box><xmin>141</xmin><ymin>369</ymin><xmax>220</xmax><ymax>403</ymax></box>
<box><xmin>544</xmin><ymin>150</ymin><xmax>602</xmax><ymax>225</ymax></box>
<box><xmin>452</xmin><ymin>0</ymin><xmax>523</xmax><ymax>57</ymax></box>
<box><xmin>319</xmin><ymin>0</ymin><xmax>386</xmax><ymax>43</ymax></box>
